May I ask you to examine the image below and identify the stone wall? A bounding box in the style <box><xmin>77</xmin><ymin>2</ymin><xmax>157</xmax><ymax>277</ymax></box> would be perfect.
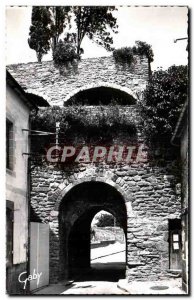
<box><xmin>7</xmin><ymin>55</ymin><xmax>148</xmax><ymax>106</ymax></box>
<box><xmin>30</xmin><ymin>158</ymin><xmax>181</xmax><ymax>283</ymax></box>
<box><xmin>30</xmin><ymin>105</ymin><xmax>181</xmax><ymax>283</ymax></box>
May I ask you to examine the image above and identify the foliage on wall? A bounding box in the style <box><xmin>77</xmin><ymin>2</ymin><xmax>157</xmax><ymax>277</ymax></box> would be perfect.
<box><xmin>113</xmin><ymin>41</ymin><xmax>154</xmax><ymax>73</ymax></box>
<box><xmin>141</xmin><ymin>65</ymin><xmax>188</xmax><ymax>144</ymax></box>
<box><xmin>30</xmin><ymin>105</ymin><xmax>137</xmax><ymax>156</ymax></box>
<box><xmin>113</xmin><ymin>47</ymin><xmax>134</xmax><ymax>64</ymax></box>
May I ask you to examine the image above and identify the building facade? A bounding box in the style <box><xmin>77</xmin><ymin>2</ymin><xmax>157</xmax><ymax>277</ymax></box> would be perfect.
<box><xmin>171</xmin><ymin>101</ymin><xmax>189</xmax><ymax>293</ymax></box>
<box><xmin>6</xmin><ymin>71</ymin><xmax>37</xmax><ymax>294</ymax></box>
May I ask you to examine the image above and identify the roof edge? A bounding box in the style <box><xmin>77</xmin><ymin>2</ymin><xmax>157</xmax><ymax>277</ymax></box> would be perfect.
<box><xmin>6</xmin><ymin>70</ymin><xmax>37</xmax><ymax>110</ymax></box>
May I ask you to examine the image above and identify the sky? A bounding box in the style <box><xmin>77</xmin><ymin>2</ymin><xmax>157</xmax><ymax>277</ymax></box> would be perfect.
<box><xmin>6</xmin><ymin>6</ymin><xmax>188</xmax><ymax>70</ymax></box>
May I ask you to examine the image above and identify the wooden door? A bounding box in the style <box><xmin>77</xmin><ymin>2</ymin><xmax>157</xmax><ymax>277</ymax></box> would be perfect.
<box><xmin>30</xmin><ymin>222</ymin><xmax>49</xmax><ymax>291</ymax></box>
<box><xmin>169</xmin><ymin>219</ymin><xmax>182</xmax><ymax>270</ymax></box>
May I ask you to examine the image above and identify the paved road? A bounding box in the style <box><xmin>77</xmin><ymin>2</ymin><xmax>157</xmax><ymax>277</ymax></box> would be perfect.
<box><xmin>91</xmin><ymin>241</ymin><xmax>125</xmax><ymax>263</ymax></box>
<box><xmin>62</xmin><ymin>262</ymin><xmax>128</xmax><ymax>295</ymax></box>
<box><xmin>35</xmin><ymin>242</ymin><xmax>127</xmax><ymax>295</ymax></box>
<box><xmin>62</xmin><ymin>280</ymin><xmax>127</xmax><ymax>295</ymax></box>
<box><xmin>35</xmin><ymin>263</ymin><xmax>128</xmax><ymax>295</ymax></box>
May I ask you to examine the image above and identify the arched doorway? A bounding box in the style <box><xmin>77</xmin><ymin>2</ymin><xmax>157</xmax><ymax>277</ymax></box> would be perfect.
<box><xmin>90</xmin><ymin>210</ymin><xmax>126</xmax><ymax>281</ymax></box>
<box><xmin>58</xmin><ymin>181</ymin><xmax>127</xmax><ymax>281</ymax></box>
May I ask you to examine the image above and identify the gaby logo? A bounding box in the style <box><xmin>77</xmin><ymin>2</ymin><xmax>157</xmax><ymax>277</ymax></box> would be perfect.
<box><xmin>46</xmin><ymin>144</ymin><xmax>147</xmax><ymax>164</ymax></box>
<box><xmin>18</xmin><ymin>269</ymin><xmax>42</xmax><ymax>289</ymax></box>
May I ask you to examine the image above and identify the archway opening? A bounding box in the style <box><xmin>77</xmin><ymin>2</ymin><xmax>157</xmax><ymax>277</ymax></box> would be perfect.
<box><xmin>65</xmin><ymin>86</ymin><xmax>136</xmax><ymax>105</ymax></box>
<box><xmin>58</xmin><ymin>181</ymin><xmax>127</xmax><ymax>281</ymax></box>
<box><xmin>90</xmin><ymin>210</ymin><xmax>126</xmax><ymax>281</ymax></box>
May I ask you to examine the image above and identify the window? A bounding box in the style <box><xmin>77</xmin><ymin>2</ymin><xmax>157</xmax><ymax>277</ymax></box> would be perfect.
<box><xmin>6</xmin><ymin>119</ymin><xmax>13</xmax><ymax>170</ymax></box>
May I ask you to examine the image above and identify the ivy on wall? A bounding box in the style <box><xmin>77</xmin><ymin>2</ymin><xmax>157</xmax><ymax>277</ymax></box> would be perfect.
<box><xmin>30</xmin><ymin>105</ymin><xmax>138</xmax><ymax>155</ymax></box>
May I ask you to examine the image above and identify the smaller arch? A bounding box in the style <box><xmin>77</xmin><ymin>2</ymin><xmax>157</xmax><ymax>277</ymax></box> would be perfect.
<box><xmin>90</xmin><ymin>210</ymin><xmax>126</xmax><ymax>267</ymax></box>
<box><xmin>63</xmin><ymin>82</ymin><xmax>137</xmax><ymax>105</ymax></box>
<box><xmin>26</xmin><ymin>89</ymin><xmax>51</xmax><ymax>106</ymax></box>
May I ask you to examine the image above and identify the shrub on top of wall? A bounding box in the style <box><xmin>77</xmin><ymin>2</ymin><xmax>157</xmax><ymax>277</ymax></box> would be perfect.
<box><xmin>113</xmin><ymin>41</ymin><xmax>154</xmax><ymax>74</ymax></box>
<box><xmin>113</xmin><ymin>47</ymin><xmax>134</xmax><ymax>65</ymax></box>
<box><xmin>53</xmin><ymin>40</ymin><xmax>78</xmax><ymax>65</ymax></box>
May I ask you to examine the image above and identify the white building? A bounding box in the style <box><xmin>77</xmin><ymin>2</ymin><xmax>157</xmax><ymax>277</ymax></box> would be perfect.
<box><xmin>6</xmin><ymin>71</ymin><xmax>37</xmax><ymax>294</ymax></box>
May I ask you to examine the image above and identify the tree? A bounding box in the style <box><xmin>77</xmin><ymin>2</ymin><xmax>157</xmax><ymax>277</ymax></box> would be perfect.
<box><xmin>96</xmin><ymin>213</ymin><xmax>114</xmax><ymax>227</ymax></box>
<box><xmin>28</xmin><ymin>7</ymin><xmax>51</xmax><ymax>62</ymax></box>
<box><xmin>49</xmin><ymin>6</ymin><xmax>71</xmax><ymax>52</ymax></box>
<box><xmin>141</xmin><ymin>65</ymin><xmax>188</xmax><ymax>143</ymax></box>
<box><xmin>29</xmin><ymin>6</ymin><xmax>71</xmax><ymax>62</ymax></box>
<box><xmin>72</xmin><ymin>6</ymin><xmax>118</xmax><ymax>57</ymax></box>
<box><xmin>29</xmin><ymin>6</ymin><xmax>118</xmax><ymax>62</ymax></box>
<box><xmin>133</xmin><ymin>41</ymin><xmax>154</xmax><ymax>77</ymax></box>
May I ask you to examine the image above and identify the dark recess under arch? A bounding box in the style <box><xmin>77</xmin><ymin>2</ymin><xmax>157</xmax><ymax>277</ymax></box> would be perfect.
<box><xmin>65</xmin><ymin>86</ymin><xmax>136</xmax><ymax>106</ymax></box>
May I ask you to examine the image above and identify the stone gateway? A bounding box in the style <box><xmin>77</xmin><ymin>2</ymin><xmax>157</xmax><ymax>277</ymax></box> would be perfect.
<box><xmin>7</xmin><ymin>55</ymin><xmax>182</xmax><ymax>286</ymax></box>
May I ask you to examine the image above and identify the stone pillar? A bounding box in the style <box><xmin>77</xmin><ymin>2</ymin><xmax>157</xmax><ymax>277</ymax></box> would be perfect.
<box><xmin>49</xmin><ymin>213</ymin><xmax>60</xmax><ymax>283</ymax></box>
<box><xmin>127</xmin><ymin>217</ymin><xmax>169</xmax><ymax>281</ymax></box>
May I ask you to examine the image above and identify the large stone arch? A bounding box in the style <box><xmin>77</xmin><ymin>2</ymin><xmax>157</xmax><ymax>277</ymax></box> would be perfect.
<box><xmin>57</xmin><ymin>180</ymin><xmax>129</xmax><ymax>280</ymax></box>
<box><xmin>51</xmin><ymin>174</ymin><xmax>134</xmax><ymax>217</ymax></box>
<box><xmin>63</xmin><ymin>82</ymin><xmax>138</xmax><ymax>104</ymax></box>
